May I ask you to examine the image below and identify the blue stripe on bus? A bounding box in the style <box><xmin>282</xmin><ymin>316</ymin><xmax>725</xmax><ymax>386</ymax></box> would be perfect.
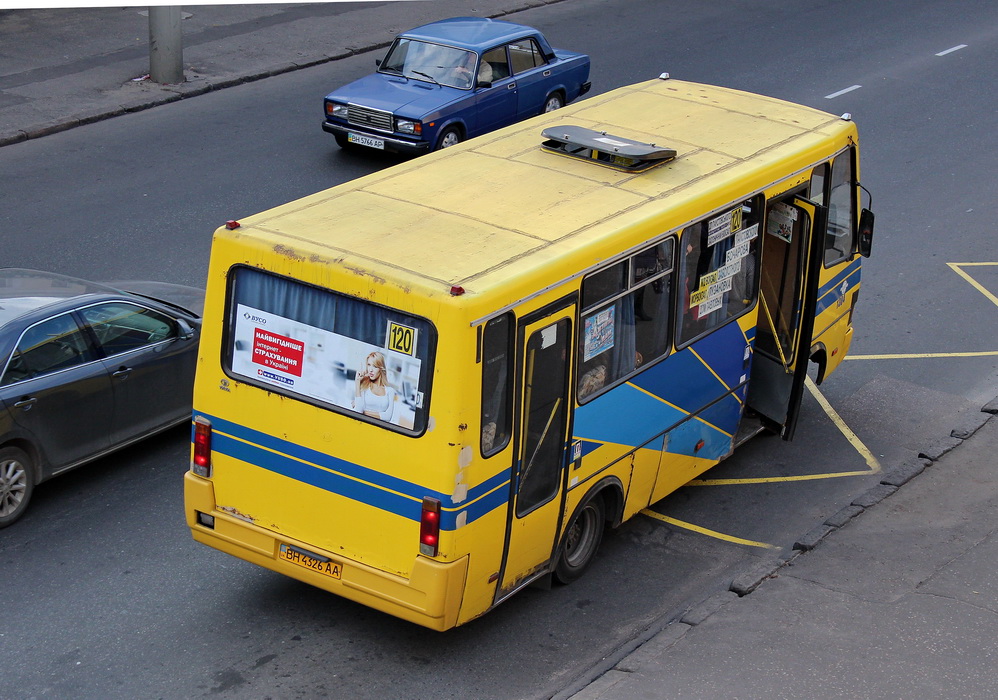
<box><xmin>196</xmin><ymin>412</ymin><xmax>511</xmax><ymax>529</ymax></box>
<box><xmin>816</xmin><ymin>259</ymin><xmax>861</xmax><ymax>315</ymax></box>
<box><xmin>198</xmin><ymin>262</ymin><xmax>858</xmax><ymax>532</ymax></box>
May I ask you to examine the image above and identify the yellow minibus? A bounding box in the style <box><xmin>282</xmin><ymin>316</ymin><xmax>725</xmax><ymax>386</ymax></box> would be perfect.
<box><xmin>185</xmin><ymin>75</ymin><xmax>874</xmax><ymax>630</ymax></box>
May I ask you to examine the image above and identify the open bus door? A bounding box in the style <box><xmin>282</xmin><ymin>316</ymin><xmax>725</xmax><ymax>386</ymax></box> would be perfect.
<box><xmin>496</xmin><ymin>300</ymin><xmax>575</xmax><ymax>600</ymax></box>
<box><xmin>746</xmin><ymin>196</ymin><xmax>827</xmax><ymax>440</ymax></box>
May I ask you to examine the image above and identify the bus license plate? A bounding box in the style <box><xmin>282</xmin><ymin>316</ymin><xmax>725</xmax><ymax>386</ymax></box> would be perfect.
<box><xmin>348</xmin><ymin>133</ymin><xmax>385</xmax><ymax>150</ymax></box>
<box><xmin>278</xmin><ymin>544</ymin><xmax>342</xmax><ymax>579</ymax></box>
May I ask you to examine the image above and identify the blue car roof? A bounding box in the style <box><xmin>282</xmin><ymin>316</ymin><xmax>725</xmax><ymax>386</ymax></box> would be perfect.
<box><xmin>399</xmin><ymin>17</ymin><xmax>542</xmax><ymax>51</ymax></box>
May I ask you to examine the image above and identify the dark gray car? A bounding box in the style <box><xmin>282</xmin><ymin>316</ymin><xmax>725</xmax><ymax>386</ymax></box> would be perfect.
<box><xmin>0</xmin><ymin>269</ymin><xmax>204</xmax><ymax>527</ymax></box>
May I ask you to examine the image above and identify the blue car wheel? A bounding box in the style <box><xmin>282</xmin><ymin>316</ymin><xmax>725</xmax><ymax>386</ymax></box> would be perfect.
<box><xmin>436</xmin><ymin>127</ymin><xmax>463</xmax><ymax>150</ymax></box>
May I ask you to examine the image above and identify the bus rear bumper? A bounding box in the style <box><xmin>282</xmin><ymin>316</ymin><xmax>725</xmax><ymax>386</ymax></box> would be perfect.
<box><xmin>184</xmin><ymin>472</ymin><xmax>468</xmax><ymax>631</ymax></box>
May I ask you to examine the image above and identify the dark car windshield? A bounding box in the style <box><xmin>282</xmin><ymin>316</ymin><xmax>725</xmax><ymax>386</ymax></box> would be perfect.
<box><xmin>381</xmin><ymin>38</ymin><xmax>478</xmax><ymax>89</ymax></box>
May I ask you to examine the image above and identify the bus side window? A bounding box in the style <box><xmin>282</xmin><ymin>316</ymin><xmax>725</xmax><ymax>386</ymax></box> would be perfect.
<box><xmin>678</xmin><ymin>198</ymin><xmax>761</xmax><ymax>346</ymax></box>
<box><xmin>481</xmin><ymin>313</ymin><xmax>514</xmax><ymax>455</ymax></box>
<box><xmin>823</xmin><ymin>149</ymin><xmax>857</xmax><ymax>266</ymax></box>
<box><xmin>809</xmin><ymin>163</ymin><xmax>827</xmax><ymax>206</ymax></box>
<box><xmin>578</xmin><ymin>240</ymin><xmax>673</xmax><ymax>401</ymax></box>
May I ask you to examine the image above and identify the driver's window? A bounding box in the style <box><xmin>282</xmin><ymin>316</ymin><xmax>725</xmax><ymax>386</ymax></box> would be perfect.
<box><xmin>79</xmin><ymin>302</ymin><xmax>176</xmax><ymax>357</ymax></box>
<box><xmin>823</xmin><ymin>150</ymin><xmax>857</xmax><ymax>266</ymax></box>
<box><xmin>482</xmin><ymin>46</ymin><xmax>510</xmax><ymax>81</ymax></box>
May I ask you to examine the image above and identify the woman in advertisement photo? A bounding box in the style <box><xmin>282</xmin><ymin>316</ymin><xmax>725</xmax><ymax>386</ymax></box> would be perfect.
<box><xmin>353</xmin><ymin>351</ymin><xmax>396</xmax><ymax>422</ymax></box>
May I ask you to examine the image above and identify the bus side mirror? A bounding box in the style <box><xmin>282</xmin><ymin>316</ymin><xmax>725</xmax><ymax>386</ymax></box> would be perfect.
<box><xmin>858</xmin><ymin>208</ymin><xmax>875</xmax><ymax>258</ymax></box>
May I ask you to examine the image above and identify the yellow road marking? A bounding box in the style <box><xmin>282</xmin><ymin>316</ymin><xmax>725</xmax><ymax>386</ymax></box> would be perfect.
<box><xmin>641</xmin><ymin>509</ymin><xmax>779</xmax><ymax>550</ymax></box>
<box><xmin>947</xmin><ymin>262</ymin><xmax>998</xmax><ymax>308</ymax></box>
<box><xmin>689</xmin><ymin>376</ymin><xmax>880</xmax><ymax>488</ymax></box>
<box><xmin>847</xmin><ymin>351</ymin><xmax>998</xmax><ymax>360</ymax></box>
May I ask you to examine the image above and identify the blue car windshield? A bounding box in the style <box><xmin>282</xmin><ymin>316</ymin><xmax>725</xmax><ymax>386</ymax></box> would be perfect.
<box><xmin>381</xmin><ymin>39</ymin><xmax>478</xmax><ymax>89</ymax></box>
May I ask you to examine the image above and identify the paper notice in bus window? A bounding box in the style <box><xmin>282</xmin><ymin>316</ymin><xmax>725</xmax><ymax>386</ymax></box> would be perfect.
<box><xmin>707</xmin><ymin>208</ymin><xmax>744</xmax><ymax>247</ymax></box>
<box><xmin>697</xmin><ymin>296</ymin><xmax>723</xmax><ymax>319</ymax></box>
<box><xmin>584</xmin><ymin>307</ymin><xmax>615</xmax><ymax>362</ymax></box>
<box><xmin>768</xmin><ymin>203</ymin><xmax>797</xmax><ymax>242</ymax></box>
<box><xmin>230</xmin><ymin>304</ymin><xmax>420</xmax><ymax>428</ymax></box>
<box><xmin>734</xmin><ymin>223</ymin><xmax>759</xmax><ymax>246</ymax></box>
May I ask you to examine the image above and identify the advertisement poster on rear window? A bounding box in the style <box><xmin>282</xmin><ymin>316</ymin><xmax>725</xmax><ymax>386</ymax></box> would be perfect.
<box><xmin>230</xmin><ymin>304</ymin><xmax>421</xmax><ymax>429</ymax></box>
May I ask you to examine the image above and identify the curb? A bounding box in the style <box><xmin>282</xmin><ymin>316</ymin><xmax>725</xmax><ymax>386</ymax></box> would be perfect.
<box><xmin>556</xmin><ymin>397</ymin><xmax>998</xmax><ymax>700</ymax></box>
<box><xmin>0</xmin><ymin>0</ymin><xmax>570</xmax><ymax>149</ymax></box>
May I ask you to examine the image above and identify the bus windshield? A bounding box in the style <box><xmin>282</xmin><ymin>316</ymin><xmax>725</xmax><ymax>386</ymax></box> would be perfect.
<box><xmin>225</xmin><ymin>266</ymin><xmax>434</xmax><ymax>433</ymax></box>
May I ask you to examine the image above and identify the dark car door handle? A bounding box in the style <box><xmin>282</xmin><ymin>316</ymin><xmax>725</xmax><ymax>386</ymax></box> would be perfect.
<box><xmin>508</xmin><ymin>82</ymin><xmax>516</xmax><ymax>89</ymax></box>
<box><xmin>14</xmin><ymin>397</ymin><xmax>37</xmax><ymax>409</ymax></box>
<box><xmin>112</xmin><ymin>366</ymin><xmax>133</xmax><ymax>379</ymax></box>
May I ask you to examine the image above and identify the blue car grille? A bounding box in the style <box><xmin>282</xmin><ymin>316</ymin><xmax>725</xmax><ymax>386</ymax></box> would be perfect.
<box><xmin>347</xmin><ymin>104</ymin><xmax>394</xmax><ymax>133</ymax></box>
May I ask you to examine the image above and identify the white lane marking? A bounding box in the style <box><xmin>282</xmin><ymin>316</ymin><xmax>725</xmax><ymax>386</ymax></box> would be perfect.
<box><xmin>825</xmin><ymin>85</ymin><xmax>862</xmax><ymax>99</ymax></box>
<box><xmin>936</xmin><ymin>44</ymin><xmax>968</xmax><ymax>56</ymax></box>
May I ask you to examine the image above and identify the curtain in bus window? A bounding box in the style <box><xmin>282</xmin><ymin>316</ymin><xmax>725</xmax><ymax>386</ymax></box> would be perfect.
<box><xmin>236</xmin><ymin>267</ymin><xmax>337</xmax><ymax>331</ymax></box>
<box><xmin>229</xmin><ymin>267</ymin><xmax>434</xmax><ymax>432</ymax></box>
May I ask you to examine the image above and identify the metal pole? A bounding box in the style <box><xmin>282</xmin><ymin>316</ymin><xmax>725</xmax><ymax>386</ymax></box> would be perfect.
<box><xmin>148</xmin><ymin>6</ymin><xmax>184</xmax><ymax>84</ymax></box>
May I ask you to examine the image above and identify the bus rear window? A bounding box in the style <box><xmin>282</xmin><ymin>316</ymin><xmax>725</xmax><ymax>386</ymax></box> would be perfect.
<box><xmin>224</xmin><ymin>266</ymin><xmax>435</xmax><ymax>434</ymax></box>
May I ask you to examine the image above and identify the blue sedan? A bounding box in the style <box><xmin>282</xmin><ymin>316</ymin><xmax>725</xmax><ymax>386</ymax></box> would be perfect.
<box><xmin>322</xmin><ymin>17</ymin><xmax>591</xmax><ymax>155</ymax></box>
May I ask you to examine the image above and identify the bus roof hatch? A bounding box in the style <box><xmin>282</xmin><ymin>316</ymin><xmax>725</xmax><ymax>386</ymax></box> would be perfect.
<box><xmin>540</xmin><ymin>125</ymin><xmax>676</xmax><ymax>172</ymax></box>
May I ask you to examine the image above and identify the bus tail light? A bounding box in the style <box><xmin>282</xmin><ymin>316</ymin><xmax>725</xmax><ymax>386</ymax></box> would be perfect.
<box><xmin>192</xmin><ymin>416</ymin><xmax>213</xmax><ymax>477</ymax></box>
<box><xmin>419</xmin><ymin>497</ymin><xmax>441</xmax><ymax>556</ymax></box>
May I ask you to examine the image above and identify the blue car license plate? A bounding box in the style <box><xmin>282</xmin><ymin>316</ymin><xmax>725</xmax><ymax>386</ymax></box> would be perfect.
<box><xmin>348</xmin><ymin>133</ymin><xmax>385</xmax><ymax>150</ymax></box>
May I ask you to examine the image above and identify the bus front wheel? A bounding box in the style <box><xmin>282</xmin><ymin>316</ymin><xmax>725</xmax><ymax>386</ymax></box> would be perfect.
<box><xmin>554</xmin><ymin>493</ymin><xmax>605</xmax><ymax>584</ymax></box>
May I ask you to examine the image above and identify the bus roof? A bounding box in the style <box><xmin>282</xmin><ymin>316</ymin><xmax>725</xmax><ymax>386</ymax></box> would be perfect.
<box><xmin>229</xmin><ymin>78</ymin><xmax>856</xmax><ymax>311</ymax></box>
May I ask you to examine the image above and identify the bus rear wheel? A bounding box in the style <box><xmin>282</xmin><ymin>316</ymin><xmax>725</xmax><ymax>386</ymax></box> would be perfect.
<box><xmin>554</xmin><ymin>493</ymin><xmax>605</xmax><ymax>584</ymax></box>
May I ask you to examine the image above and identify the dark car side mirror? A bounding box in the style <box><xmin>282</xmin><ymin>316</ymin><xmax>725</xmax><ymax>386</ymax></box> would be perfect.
<box><xmin>858</xmin><ymin>207</ymin><xmax>875</xmax><ymax>258</ymax></box>
<box><xmin>176</xmin><ymin>318</ymin><xmax>197</xmax><ymax>341</ymax></box>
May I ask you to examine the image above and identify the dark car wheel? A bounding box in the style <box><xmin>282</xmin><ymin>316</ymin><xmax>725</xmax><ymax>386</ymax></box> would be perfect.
<box><xmin>553</xmin><ymin>492</ymin><xmax>605</xmax><ymax>584</ymax></box>
<box><xmin>0</xmin><ymin>446</ymin><xmax>35</xmax><ymax>528</ymax></box>
<box><xmin>435</xmin><ymin>127</ymin><xmax>462</xmax><ymax>150</ymax></box>
<box><xmin>544</xmin><ymin>93</ymin><xmax>565</xmax><ymax>113</ymax></box>
<box><xmin>333</xmin><ymin>133</ymin><xmax>351</xmax><ymax>149</ymax></box>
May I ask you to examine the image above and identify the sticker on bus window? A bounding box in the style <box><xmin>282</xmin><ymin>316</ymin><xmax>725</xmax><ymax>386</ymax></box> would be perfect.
<box><xmin>583</xmin><ymin>307</ymin><xmax>615</xmax><ymax>362</ymax></box>
<box><xmin>707</xmin><ymin>208</ymin><xmax>743</xmax><ymax>247</ymax></box>
<box><xmin>386</xmin><ymin>321</ymin><xmax>418</xmax><ymax>356</ymax></box>
<box><xmin>767</xmin><ymin>203</ymin><xmax>797</xmax><ymax>242</ymax></box>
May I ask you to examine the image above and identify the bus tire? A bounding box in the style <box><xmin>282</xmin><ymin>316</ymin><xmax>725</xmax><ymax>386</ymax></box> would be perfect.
<box><xmin>0</xmin><ymin>446</ymin><xmax>36</xmax><ymax>529</ymax></box>
<box><xmin>554</xmin><ymin>493</ymin><xmax>605</xmax><ymax>584</ymax></box>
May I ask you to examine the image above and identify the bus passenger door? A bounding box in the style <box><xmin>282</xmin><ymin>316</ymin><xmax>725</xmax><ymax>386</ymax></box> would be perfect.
<box><xmin>497</xmin><ymin>303</ymin><xmax>574</xmax><ymax>598</ymax></box>
<box><xmin>746</xmin><ymin>196</ymin><xmax>826</xmax><ymax>440</ymax></box>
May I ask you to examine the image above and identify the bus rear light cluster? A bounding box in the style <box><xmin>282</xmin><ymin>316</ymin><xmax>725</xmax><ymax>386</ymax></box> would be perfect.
<box><xmin>419</xmin><ymin>497</ymin><xmax>441</xmax><ymax>556</ymax></box>
<box><xmin>192</xmin><ymin>416</ymin><xmax>213</xmax><ymax>477</ymax></box>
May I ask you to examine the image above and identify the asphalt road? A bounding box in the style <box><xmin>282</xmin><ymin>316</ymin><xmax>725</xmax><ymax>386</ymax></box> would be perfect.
<box><xmin>2</xmin><ymin>1</ymin><xmax>997</xmax><ymax>698</ymax></box>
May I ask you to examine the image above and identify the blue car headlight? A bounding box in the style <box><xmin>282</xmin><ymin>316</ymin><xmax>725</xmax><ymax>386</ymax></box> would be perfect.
<box><xmin>326</xmin><ymin>102</ymin><xmax>348</xmax><ymax>119</ymax></box>
<box><xmin>396</xmin><ymin>119</ymin><xmax>422</xmax><ymax>136</ymax></box>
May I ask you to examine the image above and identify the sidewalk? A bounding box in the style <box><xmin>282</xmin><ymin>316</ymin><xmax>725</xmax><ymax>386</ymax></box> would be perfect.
<box><xmin>0</xmin><ymin>1</ymin><xmax>565</xmax><ymax>147</ymax></box>
<box><xmin>562</xmin><ymin>398</ymin><xmax>998</xmax><ymax>700</ymax></box>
